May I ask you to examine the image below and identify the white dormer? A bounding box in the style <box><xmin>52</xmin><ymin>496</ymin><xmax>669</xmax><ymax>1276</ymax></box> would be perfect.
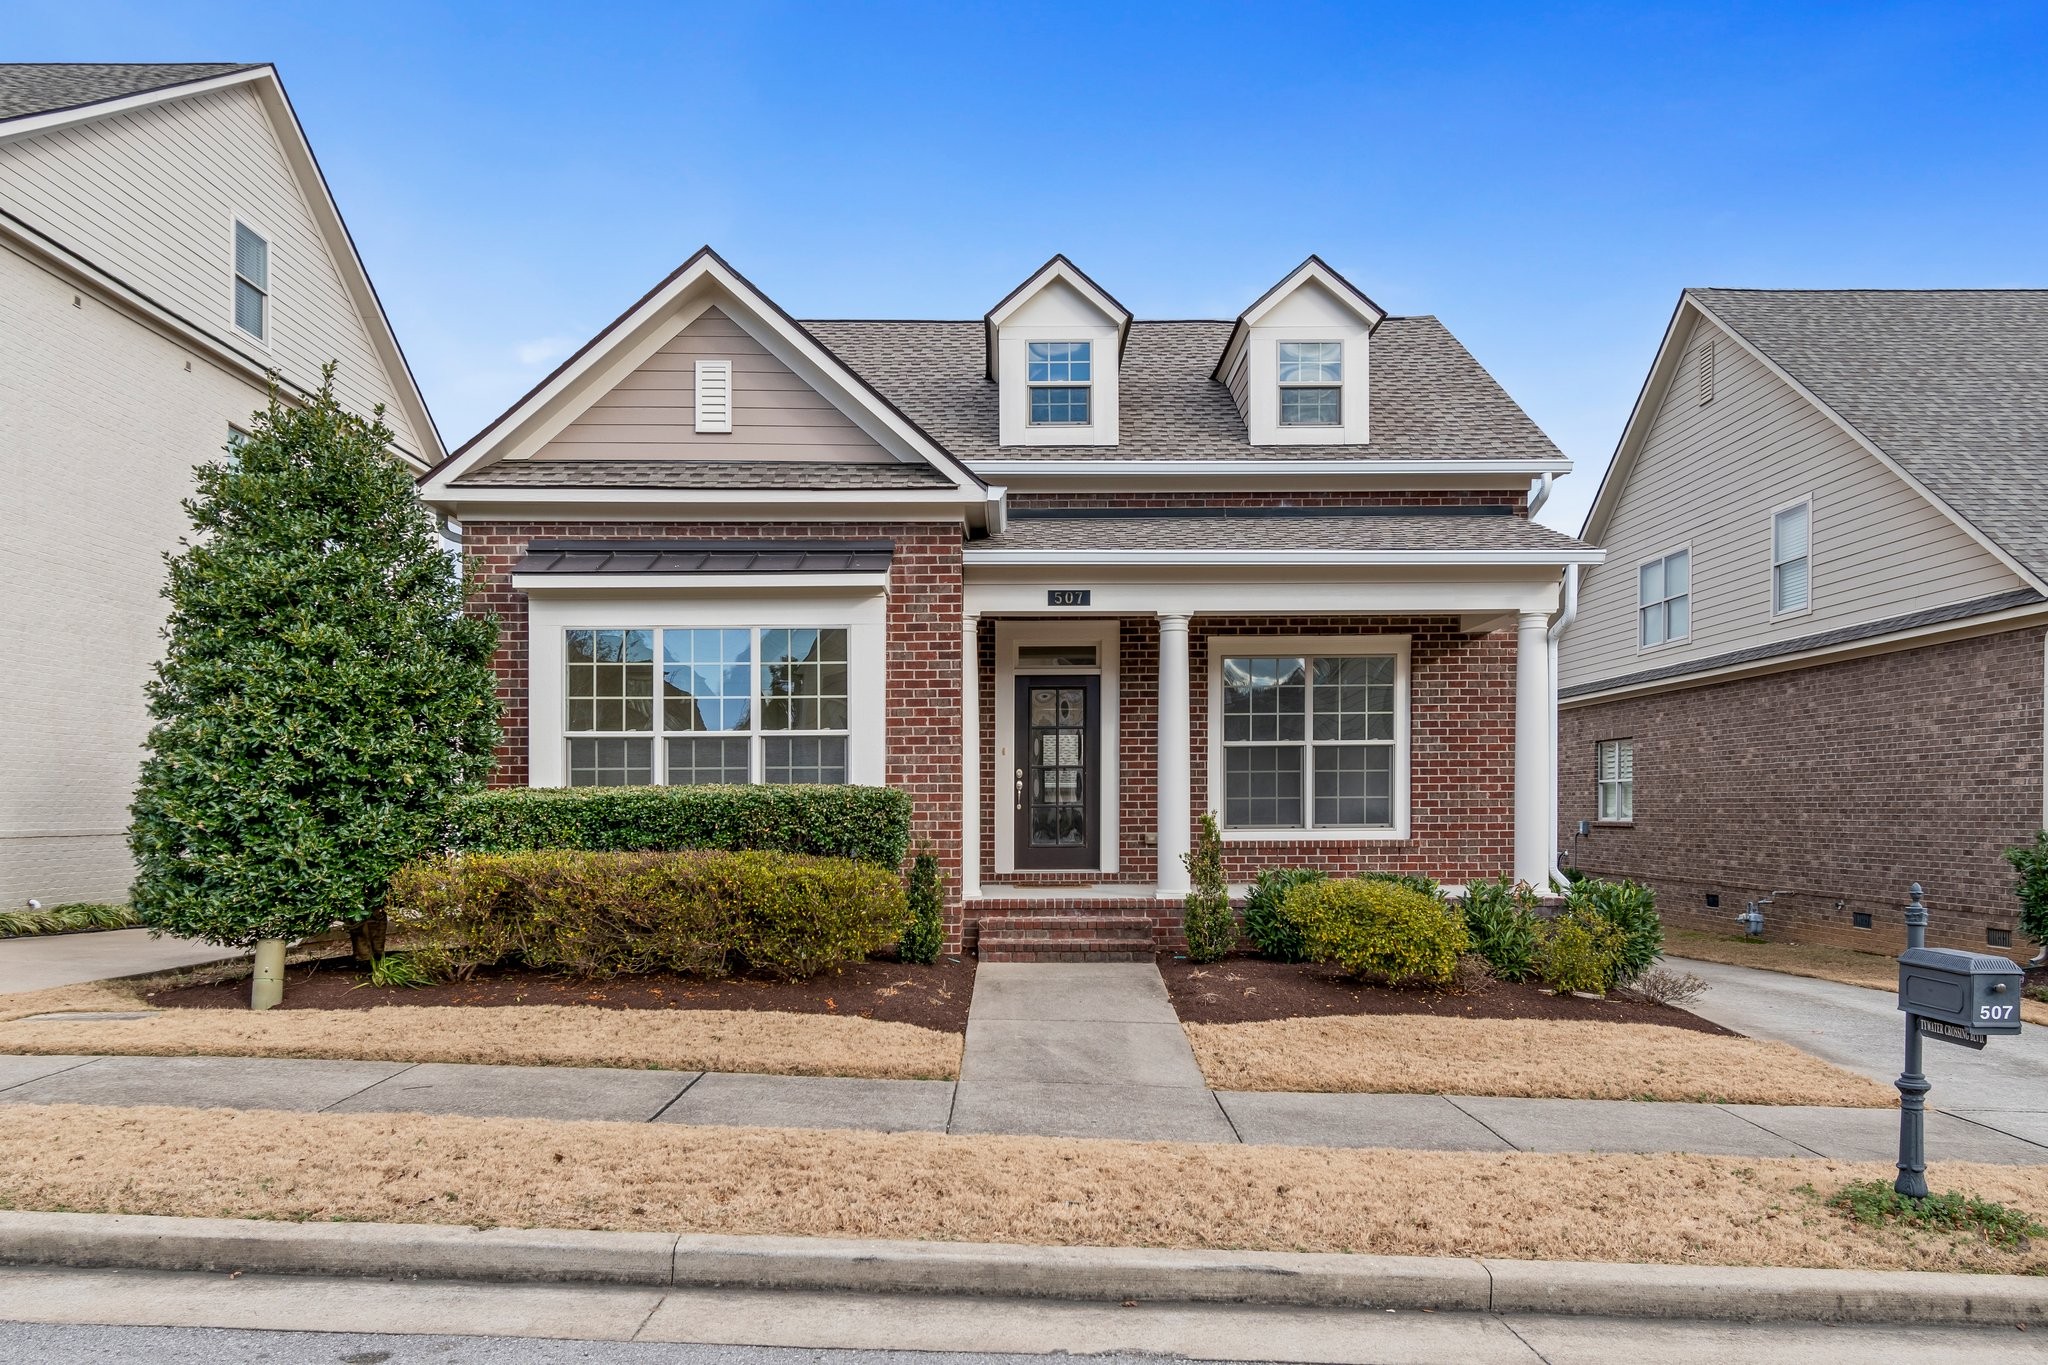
<box><xmin>1214</xmin><ymin>257</ymin><xmax>1385</xmax><ymax>447</ymax></box>
<box><xmin>986</xmin><ymin>256</ymin><xmax>1131</xmax><ymax>447</ymax></box>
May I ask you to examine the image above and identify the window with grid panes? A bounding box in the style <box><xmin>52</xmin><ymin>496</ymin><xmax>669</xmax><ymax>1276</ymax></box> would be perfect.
<box><xmin>1277</xmin><ymin>341</ymin><xmax>1342</xmax><ymax>425</ymax></box>
<box><xmin>1219</xmin><ymin>652</ymin><xmax>1398</xmax><ymax>830</ymax></box>
<box><xmin>1597</xmin><ymin>739</ymin><xmax>1633</xmax><ymax>822</ymax></box>
<box><xmin>565</xmin><ymin>626</ymin><xmax>849</xmax><ymax>786</ymax></box>
<box><xmin>1027</xmin><ymin>340</ymin><xmax>1092</xmax><ymax>425</ymax></box>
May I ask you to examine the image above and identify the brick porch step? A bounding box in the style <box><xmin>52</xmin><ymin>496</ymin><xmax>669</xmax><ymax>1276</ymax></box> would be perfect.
<box><xmin>973</xmin><ymin>915</ymin><xmax>1159</xmax><ymax>964</ymax></box>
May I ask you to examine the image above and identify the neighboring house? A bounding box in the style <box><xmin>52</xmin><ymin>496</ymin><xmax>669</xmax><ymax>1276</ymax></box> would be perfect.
<box><xmin>1559</xmin><ymin>289</ymin><xmax>2048</xmax><ymax>952</ymax></box>
<box><xmin>0</xmin><ymin>63</ymin><xmax>443</xmax><ymax>906</ymax></box>
<box><xmin>424</xmin><ymin>248</ymin><xmax>1596</xmax><ymax>955</ymax></box>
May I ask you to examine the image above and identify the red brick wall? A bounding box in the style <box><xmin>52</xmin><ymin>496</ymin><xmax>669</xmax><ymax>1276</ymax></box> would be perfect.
<box><xmin>463</xmin><ymin>520</ymin><xmax>965</xmax><ymax>918</ymax></box>
<box><xmin>1558</xmin><ymin>627</ymin><xmax>2046</xmax><ymax>952</ymax></box>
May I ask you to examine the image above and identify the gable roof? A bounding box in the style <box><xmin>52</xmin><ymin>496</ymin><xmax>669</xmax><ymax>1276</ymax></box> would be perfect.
<box><xmin>982</xmin><ymin>254</ymin><xmax>1132</xmax><ymax>378</ymax></box>
<box><xmin>809</xmin><ymin>316</ymin><xmax>1565</xmax><ymax>468</ymax></box>
<box><xmin>1585</xmin><ymin>289</ymin><xmax>2048</xmax><ymax>591</ymax></box>
<box><xmin>0</xmin><ymin>63</ymin><xmax>257</xmax><ymax>121</ymax></box>
<box><xmin>1212</xmin><ymin>255</ymin><xmax>1387</xmax><ymax>383</ymax></box>
<box><xmin>424</xmin><ymin>246</ymin><xmax>993</xmax><ymax>520</ymax></box>
<box><xmin>0</xmin><ymin>62</ymin><xmax>443</xmax><ymax>465</ymax></box>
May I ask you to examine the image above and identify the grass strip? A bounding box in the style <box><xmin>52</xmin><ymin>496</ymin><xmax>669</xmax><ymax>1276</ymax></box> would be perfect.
<box><xmin>1666</xmin><ymin>930</ymin><xmax>2048</xmax><ymax>1026</ymax></box>
<box><xmin>0</xmin><ymin>1104</ymin><xmax>2039</xmax><ymax>1275</ymax></box>
<box><xmin>0</xmin><ymin>903</ymin><xmax>137</xmax><ymax>938</ymax></box>
<box><xmin>1184</xmin><ymin>1014</ymin><xmax>1893</xmax><ymax>1106</ymax></box>
<box><xmin>0</xmin><ymin>1004</ymin><xmax>961</xmax><ymax>1080</ymax></box>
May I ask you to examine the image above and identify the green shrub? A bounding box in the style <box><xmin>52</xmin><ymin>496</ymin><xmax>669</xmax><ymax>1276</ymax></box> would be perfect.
<box><xmin>1459</xmin><ymin>878</ymin><xmax>1542</xmax><ymax>982</ymax></box>
<box><xmin>1533</xmin><ymin>906</ymin><xmax>1626</xmax><ymax>994</ymax></box>
<box><xmin>1282</xmin><ymin>878</ymin><xmax>1469</xmax><ymax>986</ymax></box>
<box><xmin>389</xmin><ymin>849</ymin><xmax>907</xmax><ymax>981</ymax></box>
<box><xmin>1564</xmin><ymin>877</ymin><xmax>1662</xmax><ymax>988</ymax></box>
<box><xmin>899</xmin><ymin>849</ymin><xmax>945</xmax><ymax>965</ymax></box>
<box><xmin>1242</xmin><ymin>868</ymin><xmax>1324</xmax><ymax>962</ymax></box>
<box><xmin>448</xmin><ymin>783</ymin><xmax>911</xmax><ymax>867</ymax></box>
<box><xmin>1182</xmin><ymin>813</ymin><xmax>1237</xmax><ymax>963</ymax></box>
<box><xmin>2005</xmin><ymin>830</ymin><xmax>2048</xmax><ymax>950</ymax></box>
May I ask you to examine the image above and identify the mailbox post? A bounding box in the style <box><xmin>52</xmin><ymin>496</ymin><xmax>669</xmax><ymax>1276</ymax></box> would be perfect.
<box><xmin>1893</xmin><ymin>883</ymin><xmax>2026</xmax><ymax>1198</ymax></box>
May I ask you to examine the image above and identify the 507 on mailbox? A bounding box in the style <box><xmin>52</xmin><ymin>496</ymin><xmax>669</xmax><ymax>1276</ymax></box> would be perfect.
<box><xmin>1897</xmin><ymin>946</ymin><xmax>2025</xmax><ymax>1038</ymax></box>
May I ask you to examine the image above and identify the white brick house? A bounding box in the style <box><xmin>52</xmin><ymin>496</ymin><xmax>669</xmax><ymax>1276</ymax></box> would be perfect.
<box><xmin>0</xmin><ymin>64</ymin><xmax>442</xmax><ymax>905</ymax></box>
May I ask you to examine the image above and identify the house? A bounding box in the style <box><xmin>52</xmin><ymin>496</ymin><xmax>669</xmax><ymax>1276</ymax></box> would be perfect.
<box><xmin>423</xmin><ymin>248</ymin><xmax>1597</xmax><ymax>955</ymax></box>
<box><xmin>1559</xmin><ymin>289</ymin><xmax>2048</xmax><ymax>953</ymax></box>
<box><xmin>0</xmin><ymin>63</ymin><xmax>443</xmax><ymax>906</ymax></box>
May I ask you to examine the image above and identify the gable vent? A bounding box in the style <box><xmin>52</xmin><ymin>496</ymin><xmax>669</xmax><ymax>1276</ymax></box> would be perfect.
<box><xmin>1696</xmin><ymin>338</ymin><xmax>1716</xmax><ymax>406</ymax></box>
<box><xmin>694</xmin><ymin>359</ymin><xmax>733</xmax><ymax>433</ymax></box>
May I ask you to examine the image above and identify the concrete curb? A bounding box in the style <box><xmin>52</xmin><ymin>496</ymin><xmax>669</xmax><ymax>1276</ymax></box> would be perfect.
<box><xmin>0</xmin><ymin>1211</ymin><xmax>2043</xmax><ymax>1326</ymax></box>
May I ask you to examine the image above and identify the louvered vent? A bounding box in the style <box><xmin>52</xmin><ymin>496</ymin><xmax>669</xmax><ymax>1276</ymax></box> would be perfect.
<box><xmin>694</xmin><ymin>359</ymin><xmax>733</xmax><ymax>433</ymax></box>
<box><xmin>1696</xmin><ymin>338</ymin><xmax>1716</xmax><ymax>405</ymax></box>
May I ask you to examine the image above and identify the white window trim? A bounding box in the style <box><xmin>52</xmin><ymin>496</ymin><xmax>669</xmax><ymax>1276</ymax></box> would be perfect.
<box><xmin>1770</xmin><ymin>495</ymin><xmax>1814</xmax><ymax>620</ymax></box>
<box><xmin>993</xmin><ymin>618</ymin><xmax>1120</xmax><ymax>875</ymax></box>
<box><xmin>525</xmin><ymin>590</ymin><xmax>887</xmax><ymax>788</ymax></box>
<box><xmin>1595</xmin><ymin>738</ymin><xmax>1634</xmax><ymax>824</ymax></box>
<box><xmin>1024</xmin><ymin>340</ymin><xmax>1094</xmax><ymax>428</ymax></box>
<box><xmin>1635</xmin><ymin>543</ymin><xmax>1692</xmax><ymax>652</ymax></box>
<box><xmin>1276</xmin><ymin>339</ymin><xmax>1344</xmax><ymax>428</ymax></box>
<box><xmin>228</xmin><ymin>212</ymin><xmax>273</xmax><ymax>350</ymax></box>
<box><xmin>1204</xmin><ymin>633</ymin><xmax>1411</xmax><ymax>843</ymax></box>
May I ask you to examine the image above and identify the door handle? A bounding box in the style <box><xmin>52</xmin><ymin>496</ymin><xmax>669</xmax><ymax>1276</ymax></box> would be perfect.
<box><xmin>1014</xmin><ymin>767</ymin><xmax>1024</xmax><ymax>810</ymax></box>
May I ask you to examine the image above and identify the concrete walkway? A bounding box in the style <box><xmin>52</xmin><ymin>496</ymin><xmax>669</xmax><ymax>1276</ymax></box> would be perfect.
<box><xmin>1669</xmin><ymin>955</ymin><xmax>2048</xmax><ymax>1145</ymax></box>
<box><xmin>0</xmin><ymin>930</ymin><xmax>240</xmax><ymax>995</ymax></box>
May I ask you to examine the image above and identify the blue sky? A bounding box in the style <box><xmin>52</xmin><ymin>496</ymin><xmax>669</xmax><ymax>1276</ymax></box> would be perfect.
<box><xmin>15</xmin><ymin>2</ymin><xmax>2048</xmax><ymax>530</ymax></box>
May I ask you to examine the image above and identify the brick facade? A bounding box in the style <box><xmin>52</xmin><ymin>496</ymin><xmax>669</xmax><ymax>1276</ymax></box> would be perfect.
<box><xmin>1558</xmin><ymin>626</ymin><xmax>2047</xmax><ymax>952</ymax></box>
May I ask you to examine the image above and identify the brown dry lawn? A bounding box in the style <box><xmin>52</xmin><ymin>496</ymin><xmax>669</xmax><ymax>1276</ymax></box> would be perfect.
<box><xmin>1667</xmin><ymin>929</ymin><xmax>2048</xmax><ymax>1027</ymax></box>
<box><xmin>0</xmin><ymin>1104</ymin><xmax>2041</xmax><ymax>1275</ymax></box>
<box><xmin>1185</xmin><ymin>1015</ymin><xmax>1893</xmax><ymax>1106</ymax></box>
<box><xmin>0</xmin><ymin>1005</ymin><xmax>961</xmax><ymax>1081</ymax></box>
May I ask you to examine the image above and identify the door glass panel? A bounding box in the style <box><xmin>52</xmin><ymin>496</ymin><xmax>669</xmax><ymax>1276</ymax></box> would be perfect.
<box><xmin>1027</xmin><ymin>684</ymin><xmax>1088</xmax><ymax>847</ymax></box>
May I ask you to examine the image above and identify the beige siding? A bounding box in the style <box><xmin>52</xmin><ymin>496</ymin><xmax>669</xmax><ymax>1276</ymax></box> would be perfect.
<box><xmin>1224</xmin><ymin>347</ymin><xmax>1249</xmax><ymax>420</ymax></box>
<box><xmin>0</xmin><ymin>84</ymin><xmax>418</xmax><ymax>453</ymax></box>
<box><xmin>534</xmin><ymin>307</ymin><xmax>894</xmax><ymax>462</ymax></box>
<box><xmin>1561</xmin><ymin>317</ymin><xmax>2024</xmax><ymax>690</ymax></box>
<box><xmin>0</xmin><ymin>243</ymin><xmax>273</xmax><ymax>903</ymax></box>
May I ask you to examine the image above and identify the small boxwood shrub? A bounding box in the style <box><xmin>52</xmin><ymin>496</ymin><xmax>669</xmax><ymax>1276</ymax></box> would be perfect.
<box><xmin>899</xmin><ymin>849</ymin><xmax>944</xmax><ymax>965</ymax></box>
<box><xmin>1282</xmin><ymin>878</ymin><xmax>1469</xmax><ymax>986</ymax></box>
<box><xmin>1563</xmin><ymin>877</ymin><xmax>1661</xmax><ymax>988</ymax></box>
<box><xmin>1533</xmin><ymin>906</ymin><xmax>1626</xmax><ymax>995</ymax></box>
<box><xmin>1459</xmin><ymin>877</ymin><xmax>1542</xmax><ymax>982</ymax></box>
<box><xmin>1243</xmin><ymin>868</ymin><xmax>1325</xmax><ymax>962</ymax></box>
<box><xmin>389</xmin><ymin>849</ymin><xmax>908</xmax><ymax>981</ymax></box>
<box><xmin>449</xmin><ymin>784</ymin><xmax>912</xmax><ymax>867</ymax></box>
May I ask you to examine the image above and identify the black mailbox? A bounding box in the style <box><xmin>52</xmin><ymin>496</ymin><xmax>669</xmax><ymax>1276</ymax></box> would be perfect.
<box><xmin>1897</xmin><ymin>947</ymin><xmax>2024</xmax><ymax>1035</ymax></box>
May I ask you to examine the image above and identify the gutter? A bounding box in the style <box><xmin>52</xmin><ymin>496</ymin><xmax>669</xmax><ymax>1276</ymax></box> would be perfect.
<box><xmin>1546</xmin><ymin>563</ymin><xmax>1581</xmax><ymax>888</ymax></box>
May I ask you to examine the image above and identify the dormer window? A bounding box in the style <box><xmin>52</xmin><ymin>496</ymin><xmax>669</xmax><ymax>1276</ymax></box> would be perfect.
<box><xmin>1278</xmin><ymin>342</ymin><xmax>1342</xmax><ymax>426</ymax></box>
<box><xmin>1028</xmin><ymin>341</ymin><xmax>1092</xmax><ymax>426</ymax></box>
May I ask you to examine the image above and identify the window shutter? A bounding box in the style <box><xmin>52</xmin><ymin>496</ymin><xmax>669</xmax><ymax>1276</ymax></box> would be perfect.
<box><xmin>1696</xmin><ymin>339</ymin><xmax>1716</xmax><ymax>405</ymax></box>
<box><xmin>694</xmin><ymin>360</ymin><xmax>733</xmax><ymax>434</ymax></box>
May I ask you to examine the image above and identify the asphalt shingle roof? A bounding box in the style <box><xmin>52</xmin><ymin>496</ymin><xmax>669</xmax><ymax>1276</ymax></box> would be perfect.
<box><xmin>976</xmin><ymin>511</ymin><xmax>1592</xmax><ymax>554</ymax></box>
<box><xmin>450</xmin><ymin>458</ymin><xmax>955</xmax><ymax>491</ymax></box>
<box><xmin>805</xmin><ymin>317</ymin><xmax>1565</xmax><ymax>464</ymax></box>
<box><xmin>0</xmin><ymin>63</ymin><xmax>256</xmax><ymax>121</ymax></box>
<box><xmin>1690</xmin><ymin>288</ymin><xmax>2048</xmax><ymax>584</ymax></box>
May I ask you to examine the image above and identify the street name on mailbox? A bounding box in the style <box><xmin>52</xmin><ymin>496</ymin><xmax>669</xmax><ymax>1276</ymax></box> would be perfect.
<box><xmin>1917</xmin><ymin>1018</ymin><xmax>1989</xmax><ymax>1050</ymax></box>
<box><xmin>1047</xmin><ymin>589</ymin><xmax>1092</xmax><ymax>607</ymax></box>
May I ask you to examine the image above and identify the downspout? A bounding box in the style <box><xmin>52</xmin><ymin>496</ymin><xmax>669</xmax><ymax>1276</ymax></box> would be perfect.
<box><xmin>1546</xmin><ymin>563</ymin><xmax>1581</xmax><ymax>889</ymax></box>
<box><xmin>1528</xmin><ymin>472</ymin><xmax>1554</xmax><ymax>519</ymax></box>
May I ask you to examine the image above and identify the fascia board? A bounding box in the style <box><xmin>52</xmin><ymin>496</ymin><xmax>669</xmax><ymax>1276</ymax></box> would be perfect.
<box><xmin>962</xmin><ymin>549</ymin><xmax>1606</xmax><ymax>567</ymax></box>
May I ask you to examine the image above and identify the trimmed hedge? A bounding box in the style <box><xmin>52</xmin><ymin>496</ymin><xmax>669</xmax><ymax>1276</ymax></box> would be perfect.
<box><xmin>449</xmin><ymin>784</ymin><xmax>912</xmax><ymax>867</ymax></box>
<box><xmin>1282</xmin><ymin>877</ymin><xmax>1469</xmax><ymax>986</ymax></box>
<box><xmin>388</xmin><ymin>849</ymin><xmax>908</xmax><ymax>981</ymax></box>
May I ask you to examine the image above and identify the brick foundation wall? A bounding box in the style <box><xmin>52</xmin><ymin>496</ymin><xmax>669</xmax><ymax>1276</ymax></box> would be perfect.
<box><xmin>1558</xmin><ymin>626</ymin><xmax>2047</xmax><ymax>953</ymax></box>
<box><xmin>464</xmin><ymin>520</ymin><xmax>967</xmax><ymax>938</ymax></box>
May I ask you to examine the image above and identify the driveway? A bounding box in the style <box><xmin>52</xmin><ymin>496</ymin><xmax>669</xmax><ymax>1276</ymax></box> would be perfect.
<box><xmin>0</xmin><ymin>929</ymin><xmax>240</xmax><ymax>995</ymax></box>
<box><xmin>1668</xmin><ymin>955</ymin><xmax>2048</xmax><ymax>1148</ymax></box>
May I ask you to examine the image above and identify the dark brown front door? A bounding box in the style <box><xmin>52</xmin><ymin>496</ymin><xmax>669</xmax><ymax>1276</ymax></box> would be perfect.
<box><xmin>1013</xmin><ymin>675</ymin><xmax>1101</xmax><ymax>870</ymax></box>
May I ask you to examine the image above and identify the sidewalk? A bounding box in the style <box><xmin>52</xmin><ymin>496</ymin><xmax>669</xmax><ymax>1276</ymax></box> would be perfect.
<box><xmin>0</xmin><ymin>929</ymin><xmax>240</xmax><ymax>995</ymax></box>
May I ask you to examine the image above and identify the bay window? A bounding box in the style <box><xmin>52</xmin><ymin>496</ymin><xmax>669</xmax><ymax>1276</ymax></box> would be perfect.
<box><xmin>566</xmin><ymin>625</ymin><xmax>849</xmax><ymax>786</ymax></box>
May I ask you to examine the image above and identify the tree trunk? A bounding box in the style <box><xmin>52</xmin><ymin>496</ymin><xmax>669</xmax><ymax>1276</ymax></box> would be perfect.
<box><xmin>349</xmin><ymin>911</ymin><xmax>388</xmax><ymax>966</ymax></box>
<box><xmin>251</xmin><ymin>939</ymin><xmax>286</xmax><ymax>1010</ymax></box>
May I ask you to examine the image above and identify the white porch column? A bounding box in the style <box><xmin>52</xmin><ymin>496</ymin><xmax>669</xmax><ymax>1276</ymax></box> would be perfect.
<box><xmin>1514</xmin><ymin>610</ymin><xmax>1551</xmax><ymax>890</ymax></box>
<box><xmin>960</xmin><ymin>613</ymin><xmax>981</xmax><ymax>900</ymax></box>
<box><xmin>1156</xmin><ymin>613</ymin><xmax>1192</xmax><ymax>897</ymax></box>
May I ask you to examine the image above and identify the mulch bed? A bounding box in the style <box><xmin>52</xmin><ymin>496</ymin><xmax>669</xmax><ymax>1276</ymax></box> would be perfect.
<box><xmin>143</xmin><ymin>955</ymin><xmax>978</xmax><ymax>1033</ymax></box>
<box><xmin>1158</xmin><ymin>953</ymin><xmax>1734</xmax><ymax>1036</ymax></box>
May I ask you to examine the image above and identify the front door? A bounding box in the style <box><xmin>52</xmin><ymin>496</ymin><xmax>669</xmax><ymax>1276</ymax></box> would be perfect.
<box><xmin>1013</xmin><ymin>675</ymin><xmax>1101</xmax><ymax>870</ymax></box>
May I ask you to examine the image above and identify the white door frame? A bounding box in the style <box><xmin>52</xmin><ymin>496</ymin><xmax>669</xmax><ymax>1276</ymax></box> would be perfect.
<box><xmin>992</xmin><ymin>618</ymin><xmax>1120</xmax><ymax>876</ymax></box>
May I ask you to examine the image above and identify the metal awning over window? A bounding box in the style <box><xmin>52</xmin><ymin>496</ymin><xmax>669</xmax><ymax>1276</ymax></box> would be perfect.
<box><xmin>511</xmin><ymin>540</ymin><xmax>894</xmax><ymax>590</ymax></box>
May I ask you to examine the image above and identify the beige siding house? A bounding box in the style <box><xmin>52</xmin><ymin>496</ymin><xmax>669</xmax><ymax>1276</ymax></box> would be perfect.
<box><xmin>1559</xmin><ymin>289</ymin><xmax>2048</xmax><ymax>952</ymax></box>
<box><xmin>0</xmin><ymin>63</ymin><xmax>442</xmax><ymax>906</ymax></box>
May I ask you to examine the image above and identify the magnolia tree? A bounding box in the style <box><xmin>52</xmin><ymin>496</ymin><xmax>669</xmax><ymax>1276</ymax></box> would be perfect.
<box><xmin>130</xmin><ymin>369</ymin><xmax>499</xmax><ymax>1005</ymax></box>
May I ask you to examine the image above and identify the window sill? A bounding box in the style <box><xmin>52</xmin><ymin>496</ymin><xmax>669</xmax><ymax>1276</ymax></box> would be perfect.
<box><xmin>1592</xmin><ymin>820</ymin><xmax>1635</xmax><ymax>829</ymax></box>
<box><xmin>1220</xmin><ymin>827</ymin><xmax>1409</xmax><ymax>843</ymax></box>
